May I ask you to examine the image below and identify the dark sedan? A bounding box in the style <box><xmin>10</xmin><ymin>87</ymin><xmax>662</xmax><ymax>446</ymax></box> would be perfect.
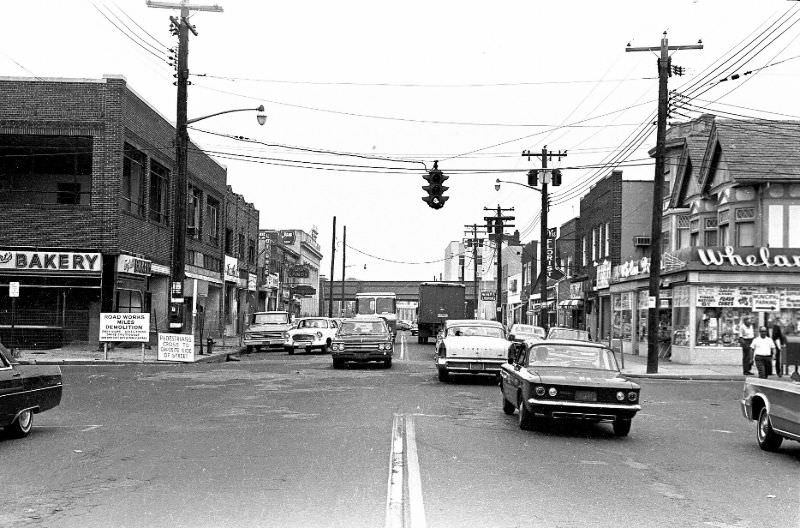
<box><xmin>0</xmin><ymin>348</ymin><xmax>63</xmax><ymax>438</ymax></box>
<box><xmin>330</xmin><ymin>318</ymin><xmax>394</xmax><ymax>368</ymax></box>
<box><xmin>500</xmin><ymin>340</ymin><xmax>640</xmax><ymax>436</ymax></box>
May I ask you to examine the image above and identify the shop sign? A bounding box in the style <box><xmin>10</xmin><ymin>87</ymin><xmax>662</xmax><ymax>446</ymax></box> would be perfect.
<box><xmin>292</xmin><ymin>284</ymin><xmax>316</xmax><ymax>296</ymax></box>
<box><xmin>157</xmin><ymin>333</ymin><xmax>195</xmax><ymax>362</ymax></box>
<box><xmin>696</xmin><ymin>285</ymin><xmax>761</xmax><ymax>308</ymax></box>
<box><xmin>0</xmin><ymin>250</ymin><xmax>101</xmax><ymax>272</ymax></box>
<box><xmin>569</xmin><ymin>282</ymin><xmax>583</xmax><ymax>299</ymax></box>
<box><xmin>481</xmin><ymin>290</ymin><xmax>496</xmax><ymax>301</ymax></box>
<box><xmin>170</xmin><ymin>281</ymin><xmax>183</xmax><ymax>303</ymax></box>
<box><xmin>224</xmin><ymin>256</ymin><xmax>238</xmax><ymax>282</ymax></box>
<box><xmin>545</xmin><ymin>228</ymin><xmax>559</xmax><ymax>279</ymax></box>
<box><xmin>596</xmin><ymin>260</ymin><xmax>611</xmax><ymax>289</ymax></box>
<box><xmin>697</xmin><ymin>246</ymin><xmax>800</xmax><ymax>269</ymax></box>
<box><xmin>265</xmin><ymin>273</ymin><xmax>278</xmax><ymax>289</ymax></box>
<box><xmin>99</xmin><ymin>313</ymin><xmax>150</xmax><ymax>342</ymax></box>
<box><xmin>9</xmin><ymin>281</ymin><xmax>19</xmax><ymax>297</ymax></box>
<box><xmin>117</xmin><ymin>254</ymin><xmax>152</xmax><ymax>276</ymax></box>
<box><xmin>281</xmin><ymin>231</ymin><xmax>296</xmax><ymax>245</ymax></box>
<box><xmin>247</xmin><ymin>273</ymin><xmax>257</xmax><ymax>292</ymax></box>
<box><xmin>288</xmin><ymin>265</ymin><xmax>309</xmax><ymax>278</ymax></box>
<box><xmin>751</xmin><ymin>293</ymin><xmax>780</xmax><ymax>312</ymax></box>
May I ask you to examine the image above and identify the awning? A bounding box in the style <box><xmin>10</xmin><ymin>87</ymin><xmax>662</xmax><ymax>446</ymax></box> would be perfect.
<box><xmin>558</xmin><ymin>299</ymin><xmax>584</xmax><ymax>308</ymax></box>
<box><xmin>532</xmin><ymin>300</ymin><xmax>556</xmax><ymax>311</ymax></box>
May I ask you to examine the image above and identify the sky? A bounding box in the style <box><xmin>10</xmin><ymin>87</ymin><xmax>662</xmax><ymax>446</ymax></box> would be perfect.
<box><xmin>3</xmin><ymin>0</ymin><xmax>800</xmax><ymax>282</ymax></box>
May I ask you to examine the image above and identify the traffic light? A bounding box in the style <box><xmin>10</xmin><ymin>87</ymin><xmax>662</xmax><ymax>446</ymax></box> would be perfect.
<box><xmin>551</xmin><ymin>168</ymin><xmax>562</xmax><ymax>186</ymax></box>
<box><xmin>422</xmin><ymin>160</ymin><xmax>449</xmax><ymax>209</ymax></box>
<box><xmin>527</xmin><ymin>169</ymin><xmax>538</xmax><ymax>187</ymax></box>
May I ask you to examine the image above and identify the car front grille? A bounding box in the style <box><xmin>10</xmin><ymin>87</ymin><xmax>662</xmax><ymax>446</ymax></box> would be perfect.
<box><xmin>293</xmin><ymin>334</ymin><xmax>314</xmax><ymax>342</ymax></box>
<box><xmin>249</xmin><ymin>332</ymin><xmax>284</xmax><ymax>340</ymax></box>
<box><xmin>550</xmin><ymin>387</ymin><xmax>621</xmax><ymax>403</ymax></box>
<box><xmin>343</xmin><ymin>342</ymin><xmax>381</xmax><ymax>351</ymax></box>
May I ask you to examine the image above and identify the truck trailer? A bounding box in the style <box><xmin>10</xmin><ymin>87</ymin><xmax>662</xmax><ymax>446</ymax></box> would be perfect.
<box><xmin>416</xmin><ymin>282</ymin><xmax>468</xmax><ymax>344</ymax></box>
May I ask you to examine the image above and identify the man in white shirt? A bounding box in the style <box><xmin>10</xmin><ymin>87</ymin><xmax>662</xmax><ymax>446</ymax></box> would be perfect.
<box><xmin>751</xmin><ymin>326</ymin><xmax>776</xmax><ymax>379</ymax></box>
<box><xmin>738</xmin><ymin>316</ymin><xmax>755</xmax><ymax>375</ymax></box>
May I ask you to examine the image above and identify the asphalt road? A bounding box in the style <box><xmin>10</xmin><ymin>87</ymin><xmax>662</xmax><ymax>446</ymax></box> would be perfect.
<box><xmin>2</xmin><ymin>331</ymin><xmax>798</xmax><ymax>528</ymax></box>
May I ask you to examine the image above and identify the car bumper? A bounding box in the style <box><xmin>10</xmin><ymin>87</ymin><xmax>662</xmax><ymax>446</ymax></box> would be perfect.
<box><xmin>287</xmin><ymin>338</ymin><xmax>326</xmax><ymax>349</ymax></box>
<box><xmin>436</xmin><ymin>357</ymin><xmax>506</xmax><ymax>373</ymax></box>
<box><xmin>243</xmin><ymin>339</ymin><xmax>286</xmax><ymax>348</ymax></box>
<box><xmin>524</xmin><ymin>398</ymin><xmax>641</xmax><ymax>421</ymax></box>
<box><xmin>741</xmin><ymin>398</ymin><xmax>753</xmax><ymax>421</ymax></box>
<box><xmin>332</xmin><ymin>350</ymin><xmax>392</xmax><ymax>362</ymax></box>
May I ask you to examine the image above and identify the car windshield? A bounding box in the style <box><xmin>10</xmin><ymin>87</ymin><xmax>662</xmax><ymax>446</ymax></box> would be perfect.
<box><xmin>338</xmin><ymin>321</ymin><xmax>387</xmax><ymax>335</ymax></box>
<box><xmin>252</xmin><ymin>313</ymin><xmax>288</xmax><ymax>324</ymax></box>
<box><xmin>447</xmin><ymin>325</ymin><xmax>504</xmax><ymax>339</ymax></box>
<box><xmin>547</xmin><ymin>328</ymin><xmax>590</xmax><ymax>341</ymax></box>
<box><xmin>526</xmin><ymin>344</ymin><xmax>619</xmax><ymax>371</ymax></box>
<box><xmin>299</xmin><ymin>319</ymin><xmax>327</xmax><ymax>329</ymax></box>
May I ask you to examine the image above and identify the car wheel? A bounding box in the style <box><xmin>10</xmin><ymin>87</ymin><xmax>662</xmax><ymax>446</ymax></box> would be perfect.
<box><xmin>757</xmin><ymin>407</ymin><xmax>783</xmax><ymax>451</ymax></box>
<box><xmin>245</xmin><ymin>345</ymin><xmax>254</xmax><ymax>354</ymax></box>
<box><xmin>518</xmin><ymin>397</ymin><xmax>536</xmax><ymax>430</ymax></box>
<box><xmin>437</xmin><ymin>367</ymin><xmax>449</xmax><ymax>382</ymax></box>
<box><xmin>384</xmin><ymin>358</ymin><xmax>392</xmax><ymax>368</ymax></box>
<box><xmin>613</xmin><ymin>418</ymin><xmax>632</xmax><ymax>437</ymax></box>
<box><xmin>6</xmin><ymin>409</ymin><xmax>33</xmax><ymax>438</ymax></box>
<box><xmin>332</xmin><ymin>358</ymin><xmax>344</xmax><ymax>369</ymax></box>
<box><xmin>502</xmin><ymin>391</ymin><xmax>516</xmax><ymax>415</ymax></box>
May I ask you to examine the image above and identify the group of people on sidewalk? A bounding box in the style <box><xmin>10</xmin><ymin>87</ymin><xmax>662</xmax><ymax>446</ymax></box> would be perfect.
<box><xmin>738</xmin><ymin>316</ymin><xmax>785</xmax><ymax>378</ymax></box>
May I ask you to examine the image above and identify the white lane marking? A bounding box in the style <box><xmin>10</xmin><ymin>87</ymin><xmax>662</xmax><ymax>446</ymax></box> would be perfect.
<box><xmin>405</xmin><ymin>414</ymin><xmax>427</xmax><ymax>528</ymax></box>
<box><xmin>385</xmin><ymin>414</ymin><xmax>404</xmax><ymax>528</ymax></box>
<box><xmin>711</xmin><ymin>429</ymin><xmax>733</xmax><ymax>434</ymax></box>
<box><xmin>81</xmin><ymin>425</ymin><xmax>103</xmax><ymax>432</ymax></box>
<box><xmin>400</xmin><ymin>333</ymin><xmax>406</xmax><ymax>360</ymax></box>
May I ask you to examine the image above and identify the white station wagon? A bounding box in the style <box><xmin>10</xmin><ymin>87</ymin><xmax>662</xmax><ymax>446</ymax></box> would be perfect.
<box><xmin>285</xmin><ymin>317</ymin><xmax>339</xmax><ymax>354</ymax></box>
<box><xmin>434</xmin><ymin>319</ymin><xmax>512</xmax><ymax>382</ymax></box>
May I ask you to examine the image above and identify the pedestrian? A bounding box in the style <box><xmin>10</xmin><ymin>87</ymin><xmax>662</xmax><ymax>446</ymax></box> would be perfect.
<box><xmin>738</xmin><ymin>316</ymin><xmax>755</xmax><ymax>375</ymax></box>
<box><xmin>770</xmin><ymin>319</ymin><xmax>785</xmax><ymax>378</ymax></box>
<box><xmin>751</xmin><ymin>326</ymin><xmax>776</xmax><ymax>379</ymax></box>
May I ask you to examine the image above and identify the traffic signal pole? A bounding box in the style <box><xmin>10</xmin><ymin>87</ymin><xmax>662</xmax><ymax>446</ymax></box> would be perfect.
<box><xmin>484</xmin><ymin>206</ymin><xmax>514</xmax><ymax>322</ymax></box>
<box><xmin>464</xmin><ymin>224</ymin><xmax>486</xmax><ymax>318</ymax></box>
<box><xmin>627</xmin><ymin>32</ymin><xmax>702</xmax><ymax>374</ymax></box>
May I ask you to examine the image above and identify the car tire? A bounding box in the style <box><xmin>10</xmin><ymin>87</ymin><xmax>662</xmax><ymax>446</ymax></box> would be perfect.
<box><xmin>6</xmin><ymin>409</ymin><xmax>33</xmax><ymax>439</ymax></box>
<box><xmin>437</xmin><ymin>367</ymin><xmax>449</xmax><ymax>382</ymax></box>
<box><xmin>502</xmin><ymin>392</ymin><xmax>516</xmax><ymax>415</ymax></box>
<box><xmin>518</xmin><ymin>398</ymin><xmax>536</xmax><ymax>431</ymax></box>
<box><xmin>332</xmin><ymin>358</ymin><xmax>344</xmax><ymax>369</ymax></box>
<box><xmin>384</xmin><ymin>358</ymin><xmax>392</xmax><ymax>368</ymax></box>
<box><xmin>613</xmin><ymin>418</ymin><xmax>632</xmax><ymax>437</ymax></box>
<box><xmin>756</xmin><ymin>407</ymin><xmax>783</xmax><ymax>451</ymax></box>
<box><xmin>245</xmin><ymin>345</ymin><xmax>254</xmax><ymax>354</ymax></box>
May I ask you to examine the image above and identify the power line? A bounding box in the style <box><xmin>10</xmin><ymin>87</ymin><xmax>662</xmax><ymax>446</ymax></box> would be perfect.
<box><xmin>344</xmin><ymin>243</ymin><xmax>445</xmax><ymax>265</ymax></box>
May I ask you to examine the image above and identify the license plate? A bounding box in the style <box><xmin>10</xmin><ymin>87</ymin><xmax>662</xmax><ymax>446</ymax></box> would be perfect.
<box><xmin>469</xmin><ymin>362</ymin><xmax>485</xmax><ymax>371</ymax></box>
<box><xmin>575</xmin><ymin>390</ymin><xmax>597</xmax><ymax>402</ymax></box>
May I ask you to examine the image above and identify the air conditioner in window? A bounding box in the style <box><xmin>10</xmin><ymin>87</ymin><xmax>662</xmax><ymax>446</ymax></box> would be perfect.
<box><xmin>633</xmin><ymin>236</ymin><xmax>651</xmax><ymax>247</ymax></box>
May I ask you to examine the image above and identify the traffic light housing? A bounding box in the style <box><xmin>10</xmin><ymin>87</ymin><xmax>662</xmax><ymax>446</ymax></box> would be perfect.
<box><xmin>551</xmin><ymin>168</ymin><xmax>562</xmax><ymax>186</ymax></box>
<box><xmin>422</xmin><ymin>160</ymin><xmax>449</xmax><ymax>209</ymax></box>
<box><xmin>527</xmin><ymin>169</ymin><xmax>538</xmax><ymax>187</ymax></box>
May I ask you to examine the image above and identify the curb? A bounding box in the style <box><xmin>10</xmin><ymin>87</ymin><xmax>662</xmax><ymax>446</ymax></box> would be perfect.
<box><xmin>16</xmin><ymin>348</ymin><xmax>244</xmax><ymax>366</ymax></box>
<box><xmin>625</xmin><ymin>373</ymin><xmax>745</xmax><ymax>381</ymax></box>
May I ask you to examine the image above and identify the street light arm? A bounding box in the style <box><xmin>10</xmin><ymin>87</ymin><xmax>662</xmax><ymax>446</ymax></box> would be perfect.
<box><xmin>187</xmin><ymin>105</ymin><xmax>266</xmax><ymax>125</ymax></box>
<box><xmin>495</xmin><ymin>178</ymin><xmax>542</xmax><ymax>193</ymax></box>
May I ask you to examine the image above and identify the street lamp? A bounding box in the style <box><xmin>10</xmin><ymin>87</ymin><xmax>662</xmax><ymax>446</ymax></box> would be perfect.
<box><xmin>169</xmin><ymin>104</ymin><xmax>266</xmax><ymax>333</ymax></box>
<box><xmin>494</xmin><ymin>177</ymin><xmax>551</xmax><ymax>331</ymax></box>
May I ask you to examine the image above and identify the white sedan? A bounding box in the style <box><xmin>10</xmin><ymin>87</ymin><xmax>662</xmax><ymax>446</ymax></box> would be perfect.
<box><xmin>434</xmin><ymin>319</ymin><xmax>513</xmax><ymax>382</ymax></box>
<box><xmin>284</xmin><ymin>317</ymin><xmax>339</xmax><ymax>354</ymax></box>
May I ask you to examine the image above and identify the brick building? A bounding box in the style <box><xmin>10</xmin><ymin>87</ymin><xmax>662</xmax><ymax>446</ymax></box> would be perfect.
<box><xmin>222</xmin><ymin>187</ymin><xmax>259</xmax><ymax>336</ymax></box>
<box><xmin>0</xmin><ymin>75</ymin><xmax>258</xmax><ymax>348</ymax></box>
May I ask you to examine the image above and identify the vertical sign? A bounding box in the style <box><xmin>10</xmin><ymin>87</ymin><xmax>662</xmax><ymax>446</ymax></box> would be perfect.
<box><xmin>546</xmin><ymin>227</ymin><xmax>558</xmax><ymax>279</ymax></box>
<box><xmin>9</xmin><ymin>281</ymin><xmax>19</xmax><ymax>297</ymax></box>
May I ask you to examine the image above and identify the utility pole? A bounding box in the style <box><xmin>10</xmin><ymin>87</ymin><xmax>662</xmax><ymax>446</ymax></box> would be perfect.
<box><xmin>464</xmin><ymin>224</ymin><xmax>486</xmax><ymax>319</ymax></box>
<box><xmin>328</xmin><ymin>216</ymin><xmax>336</xmax><ymax>318</ymax></box>
<box><xmin>148</xmin><ymin>0</ymin><xmax>222</xmax><ymax>332</ymax></box>
<box><xmin>627</xmin><ymin>32</ymin><xmax>702</xmax><ymax>374</ymax></box>
<box><xmin>522</xmin><ymin>147</ymin><xmax>566</xmax><ymax>332</ymax></box>
<box><xmin>340</xmin><ymin>226</ymin><xmax>346</xmax><ymax>317</ymax></box>
<box><xmin>484</xmin><ymin>206</ymin><xmax>514</xmax><ymax>323</ymax></box>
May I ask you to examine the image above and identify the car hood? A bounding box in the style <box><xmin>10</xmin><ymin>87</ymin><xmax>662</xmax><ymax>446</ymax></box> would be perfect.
<box><xmin>526</xmin><ymin>367</ymin><xmax>638</xmax><ymax>389</ymax></box>
<box><xmin>246</xmin><ymin>323</ymin><xmax>290</xmax><ymax>332</ymax></box>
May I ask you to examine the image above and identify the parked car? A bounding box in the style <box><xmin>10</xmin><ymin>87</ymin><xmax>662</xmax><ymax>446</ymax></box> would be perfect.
<box><xmin>243</xmin><ymin>311</ymin><xmax>292</xmax><ymax>352</ymax></box>
<box><xmin>434</xmin><ymin>319</ymin><xmax>511</xmax><ymax>382</ymax></box>
<box><xmin>0</xmin><ymin>348</ymin><xmax>63</xmax><ymax>438</ymax></box>
<box><xmin>741</xmin><ymin>377</ymin><xmax>800</xmax><ymax>451</ymax></box>
<box><xmin>500</xmin><ymin>340</ymin><xmax>641</xmax><ymax>436</ymax></box>
<box><xmin>547</xmin><ymin>327</ymin><xmax>591</xmax><ymax>342</ymax></box>
<box><xmin>330</xmin><ymin>318</ymin><xmax>394</xmax><ymax>368</ymax></box>
<box><xmin>508</xmin><ymin>324</ymin><xmax>546</xmax><ymax>343</ymax></box>
<box><xmin>410</xmin><ymin>322</ymin><xmax>419</xmax><ymax>336</ymax></box>
<box><xmin>285</xmin><ymin>317</ymin><xmax>339</xmax><ymax>354</ymax></box>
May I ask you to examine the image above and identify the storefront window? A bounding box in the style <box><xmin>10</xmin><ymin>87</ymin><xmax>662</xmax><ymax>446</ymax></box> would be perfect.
<box><xmin>116</xmin><ymin>289</ymin><xmax>143</xmax><ymax>313</ymax></box>
<box><xmin>672</xmin><ymin>286</ymin><xmax>690</xmax><ymax>346</ymax></box>
<box><xmin>612</xmin><ymin>292</ymin><xmax>632</xmax><ymax>339</ymax></box>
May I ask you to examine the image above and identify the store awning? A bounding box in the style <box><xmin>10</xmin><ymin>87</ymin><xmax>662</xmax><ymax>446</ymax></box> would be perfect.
<box><xmin>558</xmin><ymin>299</ymin><xmax>584</xmax><ymax>308</ymax></box>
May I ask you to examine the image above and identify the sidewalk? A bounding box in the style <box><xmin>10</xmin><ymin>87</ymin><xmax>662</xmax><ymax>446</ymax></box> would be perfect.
<box><xmin>11</xmin><ymin>341</ymin><xmax>245</xmax><ymax>365</ymax></box>
<box><xmin>619</xmin><ymin>351</ymin><xmax>746</xmax><ymax>380</ymax></box>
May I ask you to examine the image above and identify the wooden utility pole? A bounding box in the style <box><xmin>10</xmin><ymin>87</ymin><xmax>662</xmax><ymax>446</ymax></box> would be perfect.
<box><xmin>627</xmin><ymin>32</ymin><xmax>702</xmax><ymax>373</ymax></box>
<box><xmin>328</xmin><ymin>216</ymin><xmax>336</xmax><ymax>318</ymax></box>
<box><xmin>340</xmin><ymin>226</ymin><xmax>346</xmax><ymax>317</ymax></box>
<box><xmin>147</xmin><ymin>1</ymin><xmax>222</xmax><ymax>332</ymax></box>
<box><xmin>522</xmin><ymin>147</ymin><xmax>566</xmax><ymax>331</ymax></box>
<box><xmin>464</xmin><ymin>224</ymin><xmax>486</xmax><ymax>319</ymax></box>
<box><xmin>484</xmin><ymin>206</ymin><xmax>514</xmax><ymax>322</ymax></box>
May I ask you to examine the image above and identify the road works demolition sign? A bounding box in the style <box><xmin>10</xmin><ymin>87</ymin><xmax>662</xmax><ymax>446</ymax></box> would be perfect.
<box><xmin>99</xmin><ymin>313</ymin><xmax>150</xmax><ymax>342</ymax></box>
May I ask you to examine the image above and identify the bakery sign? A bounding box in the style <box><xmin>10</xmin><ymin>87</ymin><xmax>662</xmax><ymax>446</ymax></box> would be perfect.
<box><xmin>0</xmin><ymin>250</ymin><xmax>101</xmax><ymax>272</ymax></box>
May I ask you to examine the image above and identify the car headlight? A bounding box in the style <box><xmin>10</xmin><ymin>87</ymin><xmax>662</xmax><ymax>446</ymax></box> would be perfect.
<box><xmin>616</xmin><ymin>391</ymin><xmax>626</xmax><ymax>401</ymax></box>
<box><xmin>548</xmin><ymin>387</ymin><xmax>558</xmax><ymax>397</ymax></box>
<box><xmin>316</xmin><ymin>332</ymin><xmax>323</xmax><ymax>339</ymax></box>
<box><xmin>535</xmin><ymin>386</ymin><xmax>546</xmax><ymax>397</ymax></box>
<box><xmin>627</xmin><ymin>391</ymin><xmax>638</xmax><ymax>402</ymax></box>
